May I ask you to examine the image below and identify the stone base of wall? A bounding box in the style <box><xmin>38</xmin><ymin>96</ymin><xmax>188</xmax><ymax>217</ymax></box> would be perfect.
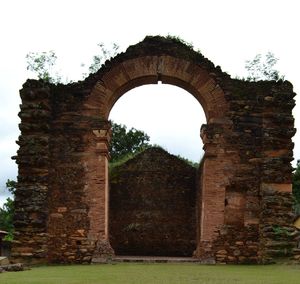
<box><xmin>213</xmin><ymin>225</ymin><xmax>259</xmax><ymax>264</ymax></box>
<box><xmin>193</xmin><ymin>241</ymin><xmax>216</xmax><ymax>264</ymax></box>
<box><xmin>91</xmin><ymin>239</ymin><xmax>114</xmax><ymax>263</ymax></box>
<box><xmin>194</xmin><ymin>225</ymin><xmax>259</xmax><ymax>264</ymax></box>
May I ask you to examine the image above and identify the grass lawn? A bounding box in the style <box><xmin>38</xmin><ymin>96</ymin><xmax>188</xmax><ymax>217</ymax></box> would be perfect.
<box><xmin>1</xmin><ymin>263</ymin><xmax>300</xmax><ymax>284</ymax></box>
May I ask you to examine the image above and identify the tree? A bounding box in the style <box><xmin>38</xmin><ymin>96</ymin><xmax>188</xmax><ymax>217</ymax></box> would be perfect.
<box><xmin>110</xmin><ymin>122</ymin><xmax>150</xmax><ymax>162</ymax></box>
<box><xmin>293</xmin><ymin>161</ymin><xmax>300</xmax><ymax>215</ymax></box>
<box><xmin>0</xmin><ymin>180</ymin><xmax>16</xmax><ymax>240</ymax></box>
<box><xmin>26</xmin><ymin>42</ymin><xmax>120</xmax><ymax>82</ymax></box>
<box><xmin>245</xmin><ymin>52</ymin><xmax>284</xmax><ymax>81</ymax></box>
<box><xmin>26</xmin><ymin>50</ymin><xmax>61</xmax><ymax>83</ymax></box>
<box><xmin>6</xmin><ymin>179</ymin><xmax>16</xmax><ymax>195</ymax></box>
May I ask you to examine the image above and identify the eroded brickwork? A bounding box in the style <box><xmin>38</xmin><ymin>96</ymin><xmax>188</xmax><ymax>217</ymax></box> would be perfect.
<box><xmin>13</xmin><ymin>36</ymin><xmax>297</xmax><ymax>264</ymax></box>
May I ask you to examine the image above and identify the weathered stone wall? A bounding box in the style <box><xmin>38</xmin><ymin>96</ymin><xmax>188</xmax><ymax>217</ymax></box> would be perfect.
<box><xmin>12</xmin><ymin>81</ymin><xmax>51</xmax><ymax>264</ymax></box>
<box><xmin>224</xmin><ymin>81</ymin><xmax>296</xmax><ymax>263</ymax></box>
<box><xmin>13</xmin><ymin>35</ymin><xmax>297</xmax><ymax>264</ymax></box>
<box><xmin>259</xmin><ymin>82</ymin><xmax>298</xmax><ymax>262</ymax></box>
<box><xmin>109</xmin><ymin>147</ymin><xmax>196</xmax><ymax>256</ymax></box>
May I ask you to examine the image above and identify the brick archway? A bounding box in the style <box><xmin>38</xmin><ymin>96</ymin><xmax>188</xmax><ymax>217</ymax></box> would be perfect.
<box><xmin>13</xmin><ymin>36</ymin><xmax>297</xmax><ymax>264</ymax></box>
<box><xmin>88</xmin><ymin>55</ymin><xmax>227</xmax><ymax>121</ymax></box>
<box><xmin>83</xmin><ymin>47</ymin><xmax>234</xmax><ymax>261</ymax></box>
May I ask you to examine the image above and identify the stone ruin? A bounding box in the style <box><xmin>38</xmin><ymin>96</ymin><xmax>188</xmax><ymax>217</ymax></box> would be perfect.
<box><xmin>12</xmin><ymin>36</ymin><xmax>298</xmax><ymax>264</ymax></box>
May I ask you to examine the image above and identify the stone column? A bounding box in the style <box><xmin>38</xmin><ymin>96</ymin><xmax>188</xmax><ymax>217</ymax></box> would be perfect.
<box><xmin>195</xmin><ymin>123</ymin><xmax>227</xmax><ymax>260</ymax></box>
<box><xmin>84</xmin><ymin>121</ymin><xmax>114</xmax><ymax>262</ymax></box>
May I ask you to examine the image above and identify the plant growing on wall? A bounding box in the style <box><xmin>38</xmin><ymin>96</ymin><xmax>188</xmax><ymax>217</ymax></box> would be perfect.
<box><xmin>245</xmin><ymin>52</ymin><xmax>284</xmax><ymax>81</ymax></box>
<box><xmin>26</xmin><ymin>42</ymin><xmax>120</xmax><ymax>84</ymax></box>
<box><xmin>81</xmin><ymin>42</ymin><xmax>119</xmax><ymax>77</ymax></box>
<box><xmin>26</xmin><ymin>50</ymin><xmax>62</xmax><ymax>83</ymax></box>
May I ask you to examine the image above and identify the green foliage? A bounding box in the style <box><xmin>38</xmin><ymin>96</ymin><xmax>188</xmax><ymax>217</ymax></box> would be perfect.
<box><xmin>26</xmin><ymin>50</ymin><xmax>61</xmax><ymax>83</ymax></box>
<box><xmin>26</xmin><ymin>42</ymin><xmax>119</xmax><ymax>82</ymax></box>
<box><xmin>175</xmin><ymin>154</ymin><xmax>199</xmax><ymax>168</ymax></box>
<box><xmin>292</xmin><ymin>160</ymin><xmax>300</xmax><ymax>214</ymax></box>
<box><xmin>6</xmin><ymin>179</ymin><xmax>17</xmax><ymax>195</ymax></box>
<box><xmin>110</xmin><ymin>122</ymin><xmax>150</xmax><ymax>163</ymax></box>
<box><xmin>166</xmin><ymin>34</ymin><xmax>194</xmax><ymax>50</ymax></box>
<box><xmin>0</xmin><ymin>198</ymin><xmax>14</xmax><ymax>240</ymax></box>
<box><xmin>293</xmin><ymin>202</ymin><xmax>300</xmax><ymax>216</ymax></box>
<box><xmin>82</xmin><ymin>42</ymin><xmax>119</xmax><ymax>77</ymax></box>
<box><xmin>0</xmin><ymin>180</ymin><xmax>16</xmax><ymax>240</ymax></box>
<box><xmin>272</xmin><ymin>225</ymin><xmax>291</xmax><ymax>237</ymax></box>
<box><xmin>245</xmin><ymin>52</ymin><xmax>284</xmax><ymax>81</ymax></box>
<box><xmin>109</xmin><ymin>148</ymin><xmax>148</xmax><ymax>174</ymax></box>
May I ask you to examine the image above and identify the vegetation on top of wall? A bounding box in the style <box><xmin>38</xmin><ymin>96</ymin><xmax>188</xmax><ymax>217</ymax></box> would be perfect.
<box><xmin>244</xmin><ymin>52</ymin><xmax>284</xmax><ymax>82</ymax></box>
<box><xmin>165</xmin><ymin>35</ymin><xmax>195</xmax><ymax>51</ymax></box>
<box><xmin>26</xmin><ymin>36</ymin><xmax>286</xmax><ymax>92</ymax></box>
<box><xmin>109</xmin><ymin>144</ymin><xmax>199</xmax><ymax>177</ymax></box>
<box><xmin>26</xmin><ymin>51</ymin><xmax>62</xmax><ymax>84</ymax></box>
<box><xmin>109</xmin><ymin>145</ymin><xmax>151</xmax><ymax>174</ymax></box>
<box><xmin>25</xmin><ymin>42</ymin><xmax>120</xmax><ymax>84</ymax></box>
<box><xmin>175</xmin><ymin>154</ymin><xmax>199</xmax><ymax>168</ymax></box>
<box><xmin>81</xmin><ymin>42</ymin><xmax>120</xmax><ymax>78</ymax></box>
<box><xmin>25</xmin><ymin>35</ymin><xmax>225</xmax><ymax>89</ymax></box>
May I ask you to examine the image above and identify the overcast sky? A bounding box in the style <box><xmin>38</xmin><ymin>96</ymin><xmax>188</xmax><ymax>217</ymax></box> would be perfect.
<box><xmin>0</xmin><ymin>0</ymin><xmax>300</xmax><ymax>205</ymax></box>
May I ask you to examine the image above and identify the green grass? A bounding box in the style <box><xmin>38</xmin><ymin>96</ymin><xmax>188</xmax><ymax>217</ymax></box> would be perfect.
<box><xmin>1</xmin><ymin>263</ymin><xmax>300</xmax><ymax>284</ymax></box>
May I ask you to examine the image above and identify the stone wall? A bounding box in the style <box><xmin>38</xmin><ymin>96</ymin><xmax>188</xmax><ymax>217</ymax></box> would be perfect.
<box><xmin>109</xmin><ymin>147</ymin><xmax>197</xmax><ymax>256</ymax></box>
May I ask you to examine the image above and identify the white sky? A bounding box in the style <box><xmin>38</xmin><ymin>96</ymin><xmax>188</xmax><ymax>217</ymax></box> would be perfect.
<box><xmin>0</xmin><ymin>0</ymin><xmax>300</xmax><ymax>204</ymax></box>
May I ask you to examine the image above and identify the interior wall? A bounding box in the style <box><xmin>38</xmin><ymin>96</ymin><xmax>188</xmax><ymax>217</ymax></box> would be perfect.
<box><xmin>109</xmin><ymin>147</ymin><xmax>197</xmax><ymax>256</ymax></box>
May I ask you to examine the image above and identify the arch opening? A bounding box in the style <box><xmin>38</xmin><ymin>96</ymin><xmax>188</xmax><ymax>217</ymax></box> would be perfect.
<box><xmin>109</xmin><ymin>84</ymin><xmax>205</xmax><ymax>161</ymax></box>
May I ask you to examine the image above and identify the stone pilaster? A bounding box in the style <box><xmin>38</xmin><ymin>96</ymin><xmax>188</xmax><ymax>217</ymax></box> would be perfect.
<box><xmin>85</xmin><ymin>121</ymin><xmax>114</xmax><ymax>263</ymax></box>
<box><xmin>259</xmin><ymin>81</ymin><xmax>297</xmax><ymax>263</ymax></box>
